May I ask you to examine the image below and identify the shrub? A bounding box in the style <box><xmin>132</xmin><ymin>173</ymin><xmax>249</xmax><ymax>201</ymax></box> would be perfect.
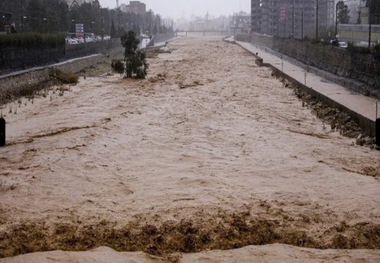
<box><xmin>111</xmin><ymin>60</ymin><xmax>125</xmax><ymax>74</ymax></box>
<box><xmin>50</xmin><ymin>69</ymin><xmax>79</xmax><ymax>84</ymax></box>
<box><xmin>347</xmin><ymin>41</ymin><xmax>370</xmax><ymax>54</ymax></box>
<box><xmin>373</xmin><ymin>43</ymin><xmax>380</xmax><ymax>60</ymax></box>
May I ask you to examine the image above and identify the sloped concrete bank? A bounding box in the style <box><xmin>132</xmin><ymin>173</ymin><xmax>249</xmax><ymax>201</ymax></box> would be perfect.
<box><xmin>0</xmin><ymin>34</ymin><xmax>178</xmax><ymax>105</ymax></box>
<box><xmin>232</xmin><ymin>39</ymin><xmax>376</xmax><ymax>137</ymax></box>
<box><xmin>0</xmin><ymin>50</ymin><xmax>122</xmax><ymax>105</ymax></box>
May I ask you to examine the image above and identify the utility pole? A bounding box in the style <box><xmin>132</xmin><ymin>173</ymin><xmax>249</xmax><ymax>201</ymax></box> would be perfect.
<box><xmin>335</xmin><ymin>2</ymin><xmax>338</xmax><ymax>37</ymax></box>
<box><xmin>116</xmin><ymin>0</ymin><xmax>120</xmax><ymax>35</ymax></box>
<box><xmin>20</xmin><ymin>0</ymin><xmax>23</xmax><ymax>31</ymax></box>
<box><xmin>301</xmin><ymin>9</ymin><xmax>304</xmax><ymax>40</ymax></box>
<box><xmin>292</xmin><ymin>0</ymin><xmax>295</xmax><ymax>38</ymax></box>
<box><xmin>368</xmin><ymin>0</ymin><xmax>372</xmax><ymax>50</ymax></box>
<box><xmin>316</xmin><ymin>0</ymin><xmax>319</xmax><ymax>40</ymax></box>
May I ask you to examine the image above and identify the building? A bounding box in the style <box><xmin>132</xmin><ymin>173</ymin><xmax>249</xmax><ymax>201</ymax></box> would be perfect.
<box><xmin>230</xmin><ymin>12</ymin><xmax>251</xmax><ymax>34</ymax></box>
<box><xmin>65</xmin><ymin>0</ymin><xmax>92</xmax><ymax>8</ymax></box>
<box><xmin>120</xmin><ymin>1</ymin><xmax>146</xmax><ymax>15</ymax></box>
<box><xmin>251</xmin><ymin>0</ymin><xmax>336</xmax><ymax>40</ymax></box>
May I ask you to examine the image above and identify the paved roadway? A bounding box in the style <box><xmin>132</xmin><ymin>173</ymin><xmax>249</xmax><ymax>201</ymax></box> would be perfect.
<box><xmin>236</xmin><ymin>41</ymin><xmax>379</xmax><ymax>122</ymax></box>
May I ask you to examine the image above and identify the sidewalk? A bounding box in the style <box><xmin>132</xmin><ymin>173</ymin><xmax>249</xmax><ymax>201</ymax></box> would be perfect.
<box><xmin>236</xmin><ymin>41</ymin><xmax>379</xmax><ymax>123</ymax></box>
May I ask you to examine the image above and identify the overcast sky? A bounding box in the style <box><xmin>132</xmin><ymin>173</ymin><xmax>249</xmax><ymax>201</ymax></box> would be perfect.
<box><xmin>98</xmin><ymin>0</ymin><xmax>250</xmax><ymax>19</ymax></box>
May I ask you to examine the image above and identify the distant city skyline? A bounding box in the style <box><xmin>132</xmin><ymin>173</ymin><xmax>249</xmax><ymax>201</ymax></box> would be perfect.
<box><xmin>98</xmin><ymin>0</ymin><xmax>250</xmax><ymax>18</ymax></box>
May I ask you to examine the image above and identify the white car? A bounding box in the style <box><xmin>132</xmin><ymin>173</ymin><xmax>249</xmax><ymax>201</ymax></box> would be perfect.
<box><xmin>85</xmin><ymin>37</ymin><xmax>94</xmax><ymax>42</ymax></box>
<box><xmin>76</xmin><ymin>38</ymin><xmax>84</xmax><ymax>44</ymax></box>
<box><xmin>338</xmin><ymin>42</ymin><xmax>348</xmax><ymax>48</ymax></box>
<box><xmin>65</xmin><ymin>38</ymin><xmax>78</xmax><ymax>45</ymax></box>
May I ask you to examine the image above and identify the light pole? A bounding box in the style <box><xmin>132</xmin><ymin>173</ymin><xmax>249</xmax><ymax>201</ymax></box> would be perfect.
<box><xmin>316</xmin><ymin>0</ymin><xmax>319</xmax><ymax>40</ymax></box>
<box><xmin>292</xmin><ymin>0</ymin><xmax>295</xmax><ymax>38</ymax></box>
<box><xmin>301</xmin><ymin>8</ymin><xmax>304</xmax><ymax>40</ymax></box>
<box><xmin>20</xmin><ymin>0</ymin><xmax>24</xmax><ymax>31</ymax></box>
<box><xmin>335</xmin><ymin>2</ymin><xmax>338</xmax><ymax>37</ymax></box>
<box><xmin>368</xmin><ymin>0</ymin><xmax>372</xmax><ymax>50</ymax></box>
<box><xmin>316</xmin><ymin>0</ymin><xmax>336</xmax><ymax>40</ymax></box>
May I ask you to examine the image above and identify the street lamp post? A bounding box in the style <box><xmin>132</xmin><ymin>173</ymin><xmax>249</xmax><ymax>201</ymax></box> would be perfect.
<box><xmin>335</xmin><ymin>3</ymin><xmax>338</xmax><ymax>37</ymax></box>
<box><xmin>316</xmin><ymin>0</ymin><xmax>319</xmax><ymax>40</ymax></box>
<box><xmin>368</xmin><ymin>0</ymin><xmax>372</xmax><ymax>50</ymax></box>
<box><xmin>301</xmin><ymin>9</ymin><xmax>304</xmax><ymax>40</ymax></box>
<box><xmin>20</xmin><ymin>0</ymin><xmax>23</xmax><ymax>31</ymax></box>
<box><xmin>292</xmin><ymin>0</ymin><xmax>295</xmax><ymax>38</ymax></box>
<box><xmin>316</xmin><ymin>0</ymin><xmax>337</xmax><ymax>41</ymax></box>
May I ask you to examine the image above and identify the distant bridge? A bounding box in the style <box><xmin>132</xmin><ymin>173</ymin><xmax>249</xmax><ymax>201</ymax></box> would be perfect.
<box><xmin>175</xmin><ymin>31</ymin><xmax>231</xmax><ymax>37</ymax></box>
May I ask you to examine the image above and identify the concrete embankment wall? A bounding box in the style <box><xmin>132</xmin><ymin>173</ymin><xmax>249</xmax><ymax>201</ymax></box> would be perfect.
<box><xmin>151</xmin><ymin>33</ymin><xmax>176</xmax><ymax>45</ymax></box>
<box><xmin>65</xmin><ymin>39</ymin><xmax>121</xmax><ymax>60</ymax></box>
<box><xmin>235</xmin><ymin>33</ymin><xmax>380</xmax><ymax>99</ymax></box>
<box><xmin>0</xmin><ymin>46</ymin><xmax>65</xmax><ymax>73</ymax></box>
<box><xmin>231</xmin><ymin>38</ymin><xmax>376</xmax><ymax>137</ymax></box>
<box><xmin>0</xmin><ymin>33</ymin><xmax>176</xmax><ymax>103</ymax></box>
<box><xmin>0</xmin><ymin>39</ymin><xmax>122</xmax><ymax>74</ymax></box>
<box><xmin>0</xmin><ymin>53</ymin><xmax>111</xmax><ymax>103</ymax></box>
<box><xmin>0</xmin><ymin>33</ymin><xmax>176</xmax><ymax>75</ymax></box>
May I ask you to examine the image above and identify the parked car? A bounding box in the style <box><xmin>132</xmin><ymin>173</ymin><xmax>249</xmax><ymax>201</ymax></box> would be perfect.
<box><xmin>338</xmin><ymin>42</ymin><xmax>348</xmax><ymax>49</ymax></box>
<box><xmin>85</xmin><ymin>36</ymin><xmax>94</xmax><ymax>42</ymax></box>
<box><xmin>65</xmin><ymin>38</ymin><xmax>78</xmax><ymax>45</ymax></box>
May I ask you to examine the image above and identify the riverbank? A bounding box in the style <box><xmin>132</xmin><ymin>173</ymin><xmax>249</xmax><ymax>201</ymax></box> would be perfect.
<box><xmin>0</xmin><ymin>36</ymin><xmax>379</xmax><ymax>262</ymax></box>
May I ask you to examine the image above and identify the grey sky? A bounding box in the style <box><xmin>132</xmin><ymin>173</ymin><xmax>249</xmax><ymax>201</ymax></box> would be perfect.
<box><xmin>98</xmin><ymin>0</ymin><xmax>251</xmax><ymax>19</ymax></box>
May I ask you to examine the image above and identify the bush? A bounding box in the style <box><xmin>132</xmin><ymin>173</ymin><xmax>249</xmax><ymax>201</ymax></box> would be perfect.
<box><xmin>347</xmin><ymin>41</ymin><xmax>370</xmax><ymax>54</ymax></box>
<box><xmin>111</xmin><ymin>60</ymin><xmax>125</xmax><ymax>74</ymax></box>
<box><xmin>373</xmin><ymin>43</ymin><xmax>380</xmax><ymax>60</ymax></box>
<box><xmin>50</xmin><ymin>69</ymin><xmax>79</xmax><ymax>84</ymax></box>
<box><xmin>0</xmin><ymin>33</ymin><xmax>65</xmax><ymax>49</ymax></box>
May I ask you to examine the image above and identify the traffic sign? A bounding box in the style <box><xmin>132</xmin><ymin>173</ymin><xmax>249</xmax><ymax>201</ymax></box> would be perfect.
<box><xmin>75</xmin><ymin>23</ymin><xmax>84</xmax><ymax>33</ymax></box>
<box><xmin>4</xmin><ymin>13</ymin><xmax>12</xmax><ymax>20</ymax></box>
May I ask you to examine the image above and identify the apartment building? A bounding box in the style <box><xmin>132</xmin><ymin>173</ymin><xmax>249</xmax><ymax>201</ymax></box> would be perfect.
<box><xmin>120</xmin><ymin>1</ymin><xmax>146</xmax><ymax>15</ymax></box>
<box><xmin>251</xmin><ymin>0</ymin><xmax>335</xmax><ymax>39</ymax></box>
<box><xmin>231</xmin><ymin>12</ymin><xmax>251</xmax><ymax>33</ymax></box>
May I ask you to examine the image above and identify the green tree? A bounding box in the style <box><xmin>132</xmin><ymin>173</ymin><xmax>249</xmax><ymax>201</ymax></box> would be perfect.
<box><xmin>68</xmin><ymin>0</ymin><xmax>102</xmax><ymax>35</ymax></box>
<box><xmin>112</xmin><ymin>30</ymin><xmax>148</xmax><ymax>79</ymax></box>
<box><xmin>336</xmin><ymin>1</ymin><xmax>350</xmax><ymax>24</ymax></box>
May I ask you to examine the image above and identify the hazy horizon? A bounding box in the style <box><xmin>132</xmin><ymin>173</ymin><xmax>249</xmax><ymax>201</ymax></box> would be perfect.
<box><xmin>98</xmin><ymin>0</ymin><xmax>250</xmax><ymax>19</ymax></box>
